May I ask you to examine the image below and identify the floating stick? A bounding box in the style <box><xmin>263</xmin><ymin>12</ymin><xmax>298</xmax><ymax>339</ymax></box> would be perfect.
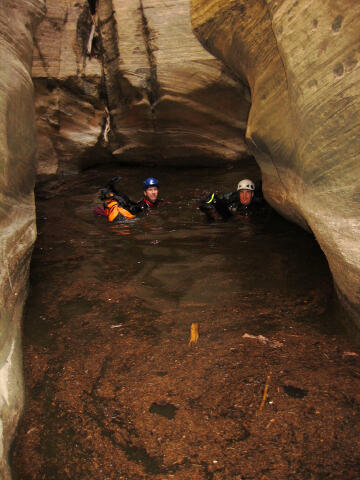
<box><xmin>188</xmin><ymin>323</ymin><xmax>199</xmax><ymax>346</ymax></box>
<box><xmin>258</xmin><ymin>372</ymin><xmax>271</xmax><ymax>412</ymax></box>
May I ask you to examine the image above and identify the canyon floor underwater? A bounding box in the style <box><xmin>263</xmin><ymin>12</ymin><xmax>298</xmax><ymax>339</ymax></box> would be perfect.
<box><xmin>11</xmin><ymin>164</ymin><xmax>360</xmax><ymax>480</ymax></box>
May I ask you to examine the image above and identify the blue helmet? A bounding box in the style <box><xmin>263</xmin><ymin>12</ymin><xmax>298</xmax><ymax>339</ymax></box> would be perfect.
<box><xmin>143</xmin><ymin>177</ymin><xmax>159</xmax><ymax>190</ymax></box>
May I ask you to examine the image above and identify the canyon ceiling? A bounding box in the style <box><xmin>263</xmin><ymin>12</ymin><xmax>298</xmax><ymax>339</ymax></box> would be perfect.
<box><xmin>0</xmin><ymin>0</ymin><xmax>359</xmax><ymax>478</ymax></box>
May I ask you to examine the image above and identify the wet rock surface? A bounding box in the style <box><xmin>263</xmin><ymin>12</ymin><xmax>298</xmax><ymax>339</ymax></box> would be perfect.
<box><xmin>0</xmin><ymin>1</ymin><xmax>44</xmax><ymax>477</ymax></box>
<box><xmin>11</xmin><ymin>166</ymin><xmax>360</xmax><ymax>479</ymax></box>
<box><xmin>191</xmin><ymin>0</ymin><xmax>360</xmax><ymax>331</ymax></box>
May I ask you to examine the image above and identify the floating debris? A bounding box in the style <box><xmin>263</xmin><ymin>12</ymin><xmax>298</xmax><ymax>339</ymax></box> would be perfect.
<box><xmin>189</xmin><ymin>322</ymin><xmax>199</xmax><ymax>345</ymax></box>
<box><xmin>258</xmin><ymin>372</ymin><xmax>272</xmax><ymax>413</ymax></box>
<box><xmin>242</xmin><ymin>333</ymin><xmax>283</xmax><ymax>348</ymax></box>
<box><xmin>343</xmin><ymin>351</ymin><xmax>359</xmax><ymax>358</ymax></box>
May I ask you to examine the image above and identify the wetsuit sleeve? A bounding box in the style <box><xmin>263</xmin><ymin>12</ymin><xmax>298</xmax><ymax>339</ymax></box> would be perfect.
<box><xmin>218</xmin><ymin>191</ymin><xmax>237</xmax><ymax>205</ymax></box>
<box><xmin>106</xmin><ymin>177</ymin><xmax>122</xmax><ymax>193</ymax></box>
<box><xmin>127</xmin><ymin>199</ymin><xmax>146</xmax><ymax>215</ymax></box>
<box><xmin>113</xmin><ymin>193</ymin><xmax>133</xmax><ymax>208</ymax></box>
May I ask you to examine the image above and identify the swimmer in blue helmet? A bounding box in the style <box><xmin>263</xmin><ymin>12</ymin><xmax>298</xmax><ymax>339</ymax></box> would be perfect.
<box><xmin>137</xmin><ymin>177</ymin><xmax>161</xmax><ymax>211</ymax></box>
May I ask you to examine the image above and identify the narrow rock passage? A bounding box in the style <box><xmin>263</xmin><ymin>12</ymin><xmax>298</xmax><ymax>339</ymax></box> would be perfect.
<box><xmin>11</xmin><ymin>165</ymin><xmax>360</xmax><ymax>480</ymax></box>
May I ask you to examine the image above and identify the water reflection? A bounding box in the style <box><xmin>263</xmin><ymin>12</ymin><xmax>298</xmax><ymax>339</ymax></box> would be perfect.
<box><xmin>109</xmin><ymin>222</ymin><xmax>134</xmax><ymax>236</ymax></box>
<box><xmin>72</xmin><ymin>165</ymin><xmax>333</xmax><ymax>319</ymax></box>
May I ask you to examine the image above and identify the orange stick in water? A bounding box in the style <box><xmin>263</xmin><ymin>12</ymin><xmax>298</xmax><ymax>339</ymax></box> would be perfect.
<box><xmin>188</xmin><ymin>323</ymin><xmax>199</xmax><ymax>346</ymax></box>
<box><xmin>258</xmin><ymin>372</ymin><xmax>271</xmax><ymax>413</ymax></box>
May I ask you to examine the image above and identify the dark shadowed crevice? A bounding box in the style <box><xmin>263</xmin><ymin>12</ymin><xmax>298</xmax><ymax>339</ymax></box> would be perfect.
<box><xmin>87</xmin><ymin>0</ymin><xmax>98</xmax><ymax>16</ymax></box>
<box><xmin>76</xmin><ymin>5</ymin><xmax>101</xmax><ymax>63</ymax></box>
<box><xmin>139</xmin><ymin>0</ymin><xmax>160</xmax><ymax>109</ymax></box>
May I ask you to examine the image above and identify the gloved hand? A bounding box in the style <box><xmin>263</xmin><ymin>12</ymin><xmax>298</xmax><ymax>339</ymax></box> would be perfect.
<box><xmin>199</xmin><ymin>193</ymin><xmax>232</xmax><ymax>219</ymax></box>
<box><xmin>199</xmin><ymin>193</ymin><xmax>217</xmax><ymax>211</ymax></box>
<box><xmin>106</xmin><ymin>176</ymin><xmax>122</xmax><ymax>194</ymax></box>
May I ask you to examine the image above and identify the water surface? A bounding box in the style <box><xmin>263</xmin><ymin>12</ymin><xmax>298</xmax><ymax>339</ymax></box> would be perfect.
<box><xmin>11</xmin><ymin>164</ymin><xmax>360</xmax><ymax>480</ymax></box>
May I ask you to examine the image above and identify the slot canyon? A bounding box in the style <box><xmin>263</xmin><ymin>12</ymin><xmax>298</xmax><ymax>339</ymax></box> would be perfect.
<box><xmin>0</xmin><ymin>0</ymin><xmax>359</xmax><ymax>478</ymax></box>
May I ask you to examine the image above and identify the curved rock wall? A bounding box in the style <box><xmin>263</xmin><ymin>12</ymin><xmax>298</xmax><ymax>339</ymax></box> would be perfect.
<box><xmin>32</xmin><ymin>0</ymin><xmax>251</xmax><ymax>172</ymax></box>
<box><xmin>191</xmin><ymin>0</ymin><xmax>360</xmax><ymax>329</ymax></box>
<box><xmin>0</xmin><ymin>1</ymin><xmax>44</xmax><ymax>477</ymax></box>
<box><xmin>1</xmin><ymin>4</ymin><xmax>358</xmax><ymax>478</ymax></box>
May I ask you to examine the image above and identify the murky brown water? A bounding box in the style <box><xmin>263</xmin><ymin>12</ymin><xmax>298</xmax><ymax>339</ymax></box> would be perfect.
<box><xmin>11</xmin><ymin>164</ymin><xmax>360</xmax><ymax>479</ymax></box>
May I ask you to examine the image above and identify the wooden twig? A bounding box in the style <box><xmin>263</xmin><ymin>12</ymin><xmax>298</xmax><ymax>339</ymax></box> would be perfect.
<box><xmin>258</xmin><ymin>372</ymin><xmax>271</xmax><ymax>413</ymax></box>
<box><xmin>188</xmin><ymin>323</ymin><xmax>199</xmax><ymax>346</ymax></box>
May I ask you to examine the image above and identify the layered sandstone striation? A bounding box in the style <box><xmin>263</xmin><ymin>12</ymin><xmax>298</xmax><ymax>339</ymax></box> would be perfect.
<box><xmin>32</xmin><ymin>0</ymin><xmax>106</xmax><ymax>174</ymax></box>
<box><xmin>191</xmin><ymin>0</ymin><xmax>360</xmax><ymax>328</ymax></box>
<box><xmin>0</xmin><ymin>0</ymin><xmax>45</xmax><ymax>477</ymax></box>
<box><xmin>0</xmin><ymin>4</ymin><xmax>358</xmax><ymax>479</ymax></box>
<box><xmin>32</xmin><ymin>0</ymin><xmax>251</xmax><ymax>172</ymax></box>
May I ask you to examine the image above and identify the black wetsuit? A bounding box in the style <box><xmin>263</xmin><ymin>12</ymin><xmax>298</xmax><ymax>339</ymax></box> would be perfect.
<box><xmin>200</xmin><ymin>186</ymin><xmax>266</xmax><ymax>220</ymax></box>
<box><xmin>100</xmin><ymin>177</ymin><xmax>161</xmax><ymax>221</ymax></box>
<box><xmin>132</xmin><ymin>197</ymin><xmax>161</xmax><ymax>213</ymax></box>
<box><xmin>218</xmin><ymin>190</ymin><xmax>265</xmax><ymax>216</ymax></box>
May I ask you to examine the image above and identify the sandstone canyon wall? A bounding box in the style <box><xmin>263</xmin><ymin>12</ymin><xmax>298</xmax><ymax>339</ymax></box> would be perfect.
<box><xmin>32</xmin><ymin>0</ymin><xmax>251</xmax><ymax>173</ymax></box>
<box><xmin>0</xmin><ymin>1</ymin><xmax>45</xmax><ymax>477</ymax></box>
<box><xmin>191</xmin><ymin>0</ymin><xmax>360</xmax><ymax>330</ymax></box>
<box><xmin>0</xmin><ymin>1</ymin><xmax>359</xmax><ymax>477</ymax></box>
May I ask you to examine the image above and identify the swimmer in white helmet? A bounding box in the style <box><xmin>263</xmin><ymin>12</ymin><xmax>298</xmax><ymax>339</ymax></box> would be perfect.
<box><xmin>199</xmin><ymin>178</ymin><xmax>265</xmax><ymax>220</ymax></box>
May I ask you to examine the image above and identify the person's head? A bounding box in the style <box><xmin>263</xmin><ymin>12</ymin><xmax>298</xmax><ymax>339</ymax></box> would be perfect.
<box><xmin>237</xmin><ymin>179</ymin><xmax>255</xmax><ymax>205</ymax></box>
<box><xmin>143</xmin><ymin>177</ymin><xmax>159</xmax><ymax>203</ymax></box>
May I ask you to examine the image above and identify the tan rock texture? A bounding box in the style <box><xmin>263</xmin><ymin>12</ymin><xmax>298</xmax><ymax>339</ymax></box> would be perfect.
<box><xmin>32</xmin><ymin>0</ymin><xmax>251</xmax><ymax>171</ymax></box>
<box><xmin>0</xmin><ymin>0</ymin><xmax>45</xmax><ymax>478</ymax></box>
<box><xmin>32</xmin><ymin>0</ymin><xmax>107</xmax><ymax>174</ymax></box>
<box><xmin>191</xmin><ymin>0</ymin><xmax>360</xmax><ymax>329</ymax></box>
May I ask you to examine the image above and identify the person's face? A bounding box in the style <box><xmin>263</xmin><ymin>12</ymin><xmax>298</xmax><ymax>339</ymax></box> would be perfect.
<box><xmin>239</xmin><ymin>189</ymin><xmax>254</xmax><ymax>205</ymax></box>
<box><xmin>144</xmin><ymin>186</ymin><xmax>159</xmax><ymax>203</ymax></box>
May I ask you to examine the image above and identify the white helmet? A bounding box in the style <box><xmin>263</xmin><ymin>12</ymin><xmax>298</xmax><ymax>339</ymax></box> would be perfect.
<box><xmin>237</xmin><ymin>178</ymin><xmax>255</xmax><ymax>191</ymax></box>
